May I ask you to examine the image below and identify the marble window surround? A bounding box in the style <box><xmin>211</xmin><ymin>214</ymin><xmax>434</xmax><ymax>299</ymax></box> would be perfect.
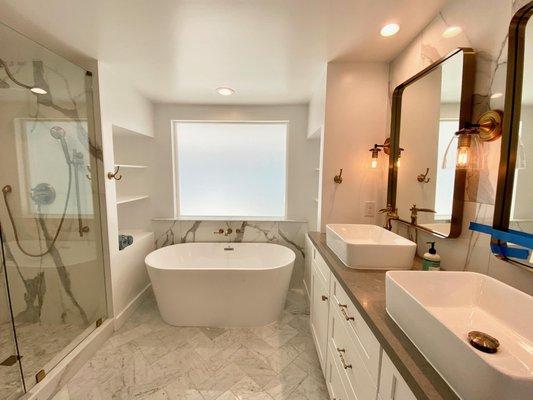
<box><xmin>52</xmin><ymin>289</ymin><xmax>328</xmax><ymax>400</ymax></box>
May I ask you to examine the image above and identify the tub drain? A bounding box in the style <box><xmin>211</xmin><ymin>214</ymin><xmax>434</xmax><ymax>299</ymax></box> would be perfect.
<box><xmin>468</xmin><ymin>331</ymin><xmax>499</xmax><ymax>354</ymax></box>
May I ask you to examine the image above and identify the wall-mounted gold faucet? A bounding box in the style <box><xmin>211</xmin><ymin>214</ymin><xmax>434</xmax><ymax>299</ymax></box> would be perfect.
<box><xmin>213</xmin><ymin>228</ymin><xmax>242</xmax><ymax>236</ymax></box>
<box><xmin>409</xmin><ymin>204</ymin><xmax>436</xmax><ymax>225</ymax></box>
<box><xmin>378</xmin><ymin>205</ymin><xmax>399</xmax><ymax>230</ymax></box>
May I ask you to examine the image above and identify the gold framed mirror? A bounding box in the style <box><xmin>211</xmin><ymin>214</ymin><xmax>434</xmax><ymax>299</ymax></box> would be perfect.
<box><xmin>387</xmin><ymin>48</ymin><xmax>476</xmax><ymax>238</ymax></box>
<box><xmin>493</xmin><ymin>1</ymin><xmax>533</xmax><ymax>268</ymax></box>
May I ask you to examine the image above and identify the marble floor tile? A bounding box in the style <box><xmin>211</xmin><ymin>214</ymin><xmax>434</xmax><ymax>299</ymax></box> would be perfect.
<box><xmin>51</xmin><ymin>289</ymin><xmax>327</xmax><ymax>400</ymax></box>
<box><xmin>229</xmin><ymin>348</ymin><xmax>278</xmax><ymax>388</ymax></box>
<box><xmin>0</xmin><ymin>319</ymin><xmax>84</xmax><ymax>399</ymax></box>
<box><xmin>263</xmin><ymin>362</ymin><xmax>308</xmax><ymax>400</ymax></box>
<box><xmin>197</xmin><ymin>363</ymin><xmax>246</xmax><ymax>400</ymax></box>
<box><xmin>265</xmin><ymin>344</ymin><xmax>300</xmax><ymax>373</ymax></box>
<box><xmin>290</xmin><ymin>376</ymin><xmax>329</xmax><ymax>400</ymax></box>
<box><xmin>216</xmin><ymin>390</ymin><xmax>240</xmax><ymax>400</ymax></box>
<box><xmin>261</xmin><ymin>324</ymin><xmax>299</xmax><ymax>349</ymax></box>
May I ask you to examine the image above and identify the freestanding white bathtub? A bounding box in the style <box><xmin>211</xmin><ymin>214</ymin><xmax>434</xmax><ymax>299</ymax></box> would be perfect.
<box><xmin>145</xmin><ymin>242</ymin><xmax>295</xmax><ymax>327</ymax></box>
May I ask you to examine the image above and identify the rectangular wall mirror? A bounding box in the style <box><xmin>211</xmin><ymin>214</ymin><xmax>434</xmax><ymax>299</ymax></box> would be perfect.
<box><xmin>493</xmin><ymin>2</ymin><xmax>533</xmax><ymax>268</ymax></box>
<box><xmin>387</xmin><ymin>48</ymin><xmax>476</xmax><ymax>238</ymax></box>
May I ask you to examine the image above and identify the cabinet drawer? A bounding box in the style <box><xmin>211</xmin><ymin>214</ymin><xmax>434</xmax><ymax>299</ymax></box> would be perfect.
<box><xmin>330</xmin><ymin>276</ymin><xmax>381</xmax><ymax>385</ymax></box>
<box><xmin>329</xmin><ymin>300</ymin><xmax>378</xmax><ymax>400</ymax></box>
<box><xmin>311</xmin><ymin>245</ymin><xmax>331</xmax><ymax>285</ymax></box>
<box><xmin>326</xmin><ymin>342</ymin><xmax>350</xmax><ymax>400</ymax></box>
<box><xmin>379</xmin><ymin>352</ymin><xmax>417</xmax><ymax>400</ymax></box>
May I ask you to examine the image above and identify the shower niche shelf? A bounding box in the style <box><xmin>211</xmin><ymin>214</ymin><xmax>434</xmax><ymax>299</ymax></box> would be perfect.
<box><xmin>112</xmin><ymin>125</ymin><xmax>154</xmax><ymax>252</ymax></box>
<box><xmin>116</xmin><ymin>195</ymin><xmax>149</xmax><ymax>205</ymax></box>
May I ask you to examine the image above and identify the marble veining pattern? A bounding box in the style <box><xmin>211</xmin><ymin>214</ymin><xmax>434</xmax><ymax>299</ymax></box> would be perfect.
<box><xmin>52</xmin><ymin>289</ymin><xmax>328</xmax><ymax>400</ymax></box>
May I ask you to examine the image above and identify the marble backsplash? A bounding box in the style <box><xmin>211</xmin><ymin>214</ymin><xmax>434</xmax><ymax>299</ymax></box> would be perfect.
<box><xmin>153</xmin><ymin>220</ymin><xmax>307</xmax><ymax>289</ymax></box>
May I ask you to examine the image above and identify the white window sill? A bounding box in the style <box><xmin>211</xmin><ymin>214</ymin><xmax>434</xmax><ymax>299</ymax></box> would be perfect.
<box><xmin>152</xmin><ymin>216</ymin><xmax>307</xmax><ymax>223</ymax></box>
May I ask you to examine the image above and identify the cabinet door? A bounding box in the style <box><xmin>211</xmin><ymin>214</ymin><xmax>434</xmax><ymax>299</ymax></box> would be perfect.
<box><xmin>311</xmin><ymin>262</ymin><xmax>329</xmax><ymax>371</ymax></box>
<box><xmin>379</xmin><ymin>352</ymin><xmax>417</xmax><ymax>400</ymax></box>
<box><xmin>304</xmin><ymin>236</ymin><xmax>313</xmax><ymax>301</ymax></box>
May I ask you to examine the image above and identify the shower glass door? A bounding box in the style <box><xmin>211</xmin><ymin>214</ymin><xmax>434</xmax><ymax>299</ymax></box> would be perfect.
<box><xmin>0</xmin><ymin>22</ymin><xmax>107</xmax><ymax>395</ymax></box>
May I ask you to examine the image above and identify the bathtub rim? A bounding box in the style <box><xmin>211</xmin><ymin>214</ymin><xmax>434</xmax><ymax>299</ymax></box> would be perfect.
<box><xmin>145</xmin><ymin>242</ymin><xmax>296</xmax><ymax>272</ymax></box>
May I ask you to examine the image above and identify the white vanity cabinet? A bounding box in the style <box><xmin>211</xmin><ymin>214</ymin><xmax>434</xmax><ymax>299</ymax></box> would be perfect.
<box><xmin>310</xmin><ymin>244</ymin><xmax>331</xmax><ymax>370</ymax></box>
<box><xmin>379</xmin><ymin>352</ymin><xmax>417</xmax><ymax>400</ymax></box>
<box><xmin>307</xmin><ymin>238</ymin><xmax>418</xmax><ymax>400</ymax></box>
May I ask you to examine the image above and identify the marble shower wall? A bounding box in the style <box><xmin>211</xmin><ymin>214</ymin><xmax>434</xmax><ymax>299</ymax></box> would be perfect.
<box><xmin>153</xmin><ymin>220</ymin><xmax>307</xmax><ymax>289</ymax></box>
<box><xmin>389</xmin><ymin>0</ymin><xmax>533</xmax><ymax>295</ymax></box>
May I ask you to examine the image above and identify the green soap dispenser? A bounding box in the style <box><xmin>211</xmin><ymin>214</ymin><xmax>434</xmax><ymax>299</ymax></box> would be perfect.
<box><xmin>423</xmin><ymin>242</ymin><xmax>441</xmax><ymax>271</ymax></box>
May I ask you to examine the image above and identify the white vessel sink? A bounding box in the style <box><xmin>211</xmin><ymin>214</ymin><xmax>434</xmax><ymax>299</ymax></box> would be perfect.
<box><xmin>326</xmin><ymin>224</ymin><xmax>416</xmax><ymax>270</ymax></box>
<box><xmin>386</xmin><ymin>271</ymin><xmax>533</xmax><ymax>400</ymax></box>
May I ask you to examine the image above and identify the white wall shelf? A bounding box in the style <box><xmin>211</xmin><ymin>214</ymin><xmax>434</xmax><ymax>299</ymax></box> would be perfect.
<box><xmin>115</xmin><ymin>164</ymin><xmax>148</xmax><ymax>169</ymax></box>
<box><xmin>118</xmin><ymin>230</ymin><xmax>154</xmax><ymax>253</ymax></box>
<box><xmin>112</xmin><ymin>124</ymin><xmax>153</xmax><ymax>139</ymax></box>
<box><xmin>152</xmin><ymin>216</ymin><xmax>307</xmax><ymax>223</ymax></box>
<box><xmin>117</xmin><ymin>195</ymin><xmax>149</xmax><ymax>205</ymax></box>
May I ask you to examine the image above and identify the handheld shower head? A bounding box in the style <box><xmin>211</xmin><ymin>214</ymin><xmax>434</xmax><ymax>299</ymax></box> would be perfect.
<box><xmin>50</xmin><ymin>126</ymin><xmax>66</xmax><ymax>140</ymax></box>
<box><xmin>50</xmin><ymin>126</ymin><xmax>71</xmax><ymax>164</ymax></box>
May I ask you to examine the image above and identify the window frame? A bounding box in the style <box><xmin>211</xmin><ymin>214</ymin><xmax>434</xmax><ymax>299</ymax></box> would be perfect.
<box><xmin>172</xmin><ymin>120</ymin><xmax>290</xmax><ymax>219</ymax></box>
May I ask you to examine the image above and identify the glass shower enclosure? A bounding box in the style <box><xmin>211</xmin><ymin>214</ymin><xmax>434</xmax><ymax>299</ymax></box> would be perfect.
<box><xmin>0</xmin><ymin>22</ymin><xmax>108</xmax><ymax>399</ymax></box>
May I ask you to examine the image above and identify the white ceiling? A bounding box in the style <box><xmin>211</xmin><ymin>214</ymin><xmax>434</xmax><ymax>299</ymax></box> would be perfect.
<box><xmin>0</xmin><ymin>0</ymin><xmax>446</xmax><ymax>104</ymax></box>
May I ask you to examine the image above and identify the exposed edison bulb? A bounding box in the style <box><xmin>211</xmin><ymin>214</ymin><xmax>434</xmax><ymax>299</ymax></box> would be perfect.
<box><xmin>371</xmin><ymin>158</ymin><xmax>378</xmax><ymax>169</ymax></box>
<box><xmin>456</xmin><ymin>146</ymin><xmax>470</xmax><ymax>169</ymax></box>
<box><xmin>396</xmin><ymin>158</ymin><xmax>401</xmax><ymax>168</ymax></box>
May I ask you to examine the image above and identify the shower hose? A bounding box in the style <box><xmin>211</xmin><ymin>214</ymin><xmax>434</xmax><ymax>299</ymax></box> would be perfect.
<box><xmin>1</xmin><ymin>161</ymin><xmax>73</xmax><ymax>257</ymax></box>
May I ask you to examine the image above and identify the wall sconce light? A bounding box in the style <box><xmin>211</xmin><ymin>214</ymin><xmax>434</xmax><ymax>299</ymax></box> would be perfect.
<box><xmin>369</xmin><ymin>138</ymin><xmax>403</xmax><ymax>169</ymax></box>
<box><xmin>443</xmin><ymin>110</ymin><xmax>503</xmax><ymax>170</ymax></box>
<box><xmin>370</xmin><ymin>144</ymin><xmax>382</xmax><ymax>169</ymax></box>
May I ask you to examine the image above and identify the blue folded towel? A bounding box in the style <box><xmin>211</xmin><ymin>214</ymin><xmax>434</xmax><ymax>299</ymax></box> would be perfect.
<box><xmin>118</xmin><ymin>234</ymin><xmax>134</xmax><ymax>250</ymax></box>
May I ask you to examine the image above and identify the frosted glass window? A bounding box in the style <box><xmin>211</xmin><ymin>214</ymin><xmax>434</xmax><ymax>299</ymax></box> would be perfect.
<box><xmin>435</xmin><ymin>119</ymin><xmax>459</xmax><ymax>220</ymax></box>
<box><xmin>175</xmin><ymin>122</ymin><xmax>287</xmax><ymax>217</ymax></box>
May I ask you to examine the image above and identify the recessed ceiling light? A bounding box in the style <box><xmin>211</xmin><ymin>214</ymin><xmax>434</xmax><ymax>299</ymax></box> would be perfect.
<box><xmin>30</xmin><ymin>87</ymin><xmax>47</xmax><ymax>95</ymax></box>
<box><xmin>380</xmin><ymin>23</ymin><xmax>400</xmax><ymax>37</ymax></box>
<box><xmin>442</xmin><ymin>26</ymin><xmax>462</xmax><ymax>38</ymax></box>
<box><xmin>490</xmin><ymin>92</ymin><xmax>503</xmax><ymax>99</ymax></box>
<box><xmin>216</xmin><ymin>87</ymin><xmax>234</xmax><ymax>96</ymax></box>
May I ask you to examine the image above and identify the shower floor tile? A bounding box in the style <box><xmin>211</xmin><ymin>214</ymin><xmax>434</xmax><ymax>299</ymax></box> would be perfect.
<box><xmin>53</xmin><ymin>289</ymin><xmax>328</xmax><ymax>400</ymax></box>
<box><xmin>0</xmin><ymin>320</ymin><xmax>82</xmax><ymax>400</ymax></box>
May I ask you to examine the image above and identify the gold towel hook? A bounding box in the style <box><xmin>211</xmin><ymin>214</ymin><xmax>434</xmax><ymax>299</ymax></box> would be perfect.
<box><xmin>416</xmin><ymin>168</ymin><xmax>430</xmax><ymax>183</ymax></box>
<box><xmin>333</xmin><ymin>168</ymin><xmax>343</xmax><ymax>184</ymax></box>
<box><xmin>107</xmin><ymin>166</ymin><xmax>122</xmax><ymax>181</ymax></box>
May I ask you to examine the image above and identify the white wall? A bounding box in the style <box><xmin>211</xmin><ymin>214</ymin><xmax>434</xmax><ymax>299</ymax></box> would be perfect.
<box><xmin>151</xmin><ymin>104</ymin><xmax>320</xmax><ymax>227</ymax></box>
<box><xmin>320</xmin><ymin>62</ymin><xmax>389</xmax><ymax>231</ymax></box>
<box><xmin>97</xmin><ymin>62</ymin><xmax>155</xmax><ymax>318</ymax></box>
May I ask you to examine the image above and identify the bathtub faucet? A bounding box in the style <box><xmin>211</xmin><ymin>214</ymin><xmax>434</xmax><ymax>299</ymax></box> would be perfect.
<box><xmin>214</xmin><ymin>228</ymin><xmax>233</xmax><ymax>236</ymax></box>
